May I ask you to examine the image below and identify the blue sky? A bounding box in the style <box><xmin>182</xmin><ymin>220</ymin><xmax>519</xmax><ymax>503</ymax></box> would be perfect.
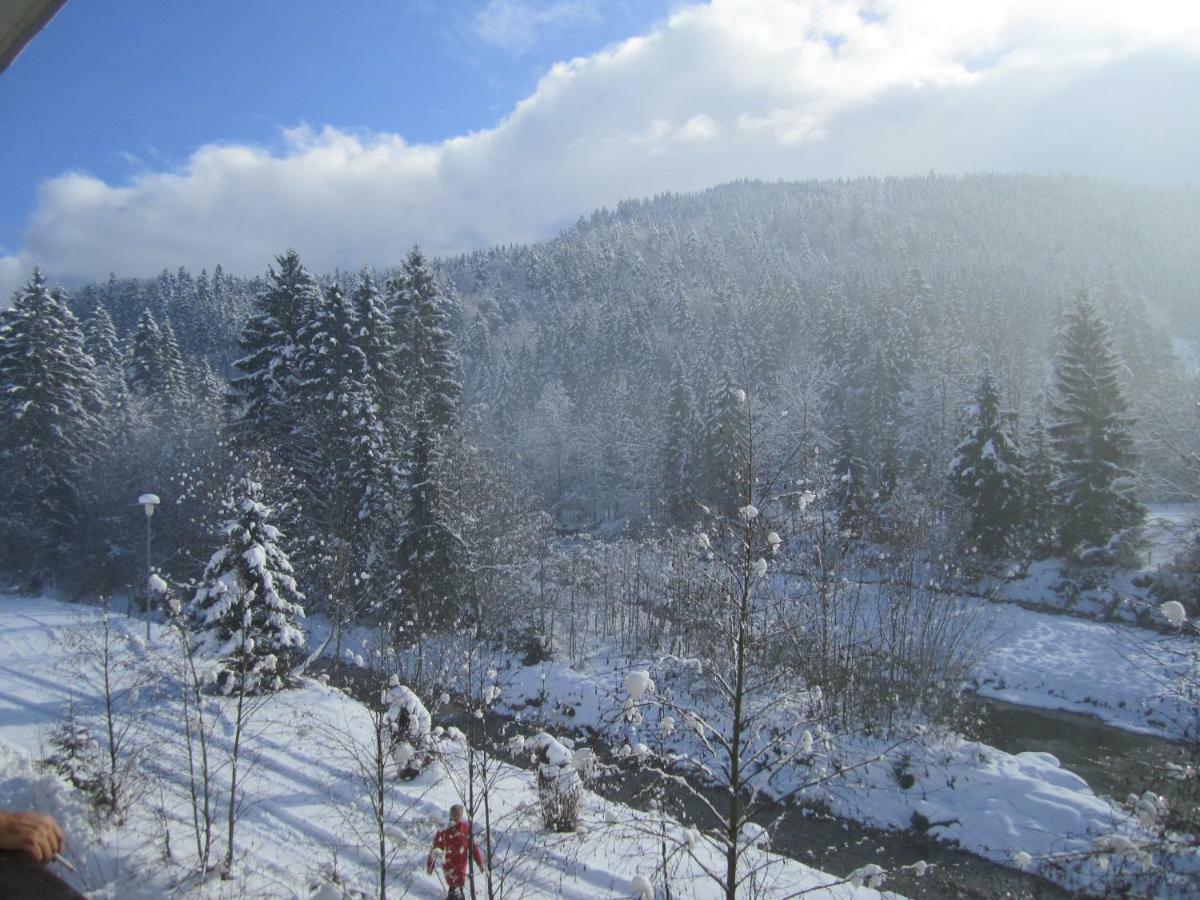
<box><xmin>1</xmin><ymin>0</ymin><xmax>1198</xmax><ymax>296</ymax></box>
<box><xmin>0</xmin><ymin>0</ymin><xmax>672</xmax><ymax>255</ymax></box>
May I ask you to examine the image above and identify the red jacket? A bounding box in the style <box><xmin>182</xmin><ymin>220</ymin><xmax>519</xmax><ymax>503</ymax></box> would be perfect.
<box><xmin>427</xmin><ymin>821</ymin><xmax>484</xmax><ymax>888</ymax></box>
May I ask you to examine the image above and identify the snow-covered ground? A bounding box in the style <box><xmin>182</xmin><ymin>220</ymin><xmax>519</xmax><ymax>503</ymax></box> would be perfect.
<box><xmin>976</xmin><ymin>505</ymin><xmax>1196</xmax><ymax>622</ymax></box>
<box><xmin>482</xmin><ymin>646</ymin><xmax>1165</xmax><ymax>894</ymax></box>
<box><xmin>304</xmin><ymin>582</ymin><xmax>1198</xmax><ymax>893</ymax></box>
<box><xmin>1173</xmin><ymin>338</ymin><xmax>1200</xmax><ymax>377</ymax></box>
<box><xmin>973</xmin><ymin>600</ymin><xmax>1196</xmax><ymax>740</ymax></box>
<box><xmin>0</xmin><ymin>594</ymin><xmax>890</xmax><ymax>899</ymax></box>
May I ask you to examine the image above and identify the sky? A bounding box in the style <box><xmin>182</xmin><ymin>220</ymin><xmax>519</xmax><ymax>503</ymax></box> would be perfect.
<box><xmin>1</xmin><ymin>0</ymin><xmax>1199</xmax><ymax>300</ymax></box>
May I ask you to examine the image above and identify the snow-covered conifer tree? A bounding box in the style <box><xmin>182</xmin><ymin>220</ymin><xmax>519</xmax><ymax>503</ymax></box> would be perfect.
<box><xmin>1022</xmin><ymin>413</ymin><xmax>1058</xmax><ymax>557</ymax></box>
<box><xmin>189</xmin><ymin>479</ymin><xmax>305</xmax><ymax>877</ymax></box>
<box><xmin>398</xmin><ymin>419</ymin><xmax>459</xmax><ymax>630</ymax></box>
<box><xmin>159</xmin><ymin>319</ymin><xmax>189</xmax><ymax>406</ymax></box>
<box><xmin>393</xmin><ymin>248</ymin><xmax>465</xmax><ymax>630</ymax></box>
<box><xmin>350</xmin><ymin>268</ymin><xmax>402</xmax><ymax>428</ymax></box>
<box><xmin>228</xmin><ymin>250</ymin><xmax>321</xmax><ymax>449</ymax></box>
<box><xmin>1048</xmin><ymin>293</ymin><xmax>1145</xmax><ymax>552</ymax></box>
<box><xmin>662</xmin><ymin>354</ymin><xmax>700</xmax><ymax>524</ymax></box>
<box><xmin>948</xmin><ymin>372</ymin><xmax>1023</xmax><ymax>556</ymax></box>
<box><xmin>702</xmin><ymin>369</ymin><xmax>749</xmax><ymax>517</ymax></box>
<box><xmin>190</xmin><ymin>477</ymin><xmax>306</xmax><ymax>694</ymax></box>
<box><xmin>391</xmin><ymin>246</ymin><xmax>462</xmax><ymax>430</ymax></box>
<box><xmin>297</xmin><ymin>280</ymin><xmax>397</xmax><ymax>620</ymax></box>
<box><xmin>831</xmin><ymin>421</ymin><xmax>867</xmax><ymax>535</ymax></box>
<box><xmin>83</xmin><ymin>304</ymin><xmax>122</xmax><ymax>373</ymax></box>
<box><xmin>0</xmin><ymin>269</ymin><xmax>105</xmax><ymax>570</ymax></box>
<box><xmin>862</xmin><ymin>305</ymin><xmax>913</xmax><ymax>464</ymax></box>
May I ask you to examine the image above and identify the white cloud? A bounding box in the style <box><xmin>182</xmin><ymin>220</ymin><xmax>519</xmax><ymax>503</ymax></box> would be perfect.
<box><xmin>472</xmin><ymin>0</ymin><xmax>603</xmax><ymax>56</ymax></box>
<box><xmin>679</xmin><ymin>114</ymin><xmax>720</xmax><ymax>143</ymax></box>
<box><xmin>4</xmin><ymin>0</ymin><xmax>1200</xmax><ymax>301</ymax></box>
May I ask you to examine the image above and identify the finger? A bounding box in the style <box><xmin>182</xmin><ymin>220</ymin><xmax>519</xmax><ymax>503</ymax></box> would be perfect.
<box><xmin>49</xmin><ymin>820</ymin><xmax>65</xmax><ymax>855</ymax></box>
<box><xmin>23</xmin><ymin>832</ymin><xmax>50</xmax><ymax>864</ymax></box>
<box><xmin>39</xmin><ymin>829</ymin><xmax>59</xmax><ymax>864</ymax></box>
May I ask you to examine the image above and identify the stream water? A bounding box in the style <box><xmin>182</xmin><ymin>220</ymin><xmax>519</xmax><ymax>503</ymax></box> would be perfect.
<box><xmin>317</xmin><ymin>660</ymin><xmax>1189</xmax><ymax>898</ymax></box>
<box><xmin>969</xmin><ymin>699</ymin><xmax>1192</xmax><ymax>808</ymax></box>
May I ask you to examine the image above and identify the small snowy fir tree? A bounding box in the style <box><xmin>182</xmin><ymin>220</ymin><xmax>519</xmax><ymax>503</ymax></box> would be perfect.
<box><xmin>190</xmin><ymin>477</ymin><xmax>306</xmax><ymax>694</ymax></box>
<box><xmin>948</xmin><ymin>372</ymin><xmax>1023</xmax><ymax>556</ymax></box>
<box><xmin>1048</xmin><ymin>293</ymin><xmax>1145</xmax><ymax>553</ymax></box>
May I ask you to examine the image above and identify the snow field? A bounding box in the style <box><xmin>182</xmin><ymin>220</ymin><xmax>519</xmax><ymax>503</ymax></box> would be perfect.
<box><xmin>0</xmin><ymin>595</ymin><xmax>889</xmax><ymax>898</ymax></box>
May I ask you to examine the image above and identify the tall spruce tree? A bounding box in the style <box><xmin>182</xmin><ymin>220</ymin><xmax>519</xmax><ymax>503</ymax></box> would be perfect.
<box><xmin>948</xmin><ymin>372</ymin><xmax>1023</xmax><ymax>556</ymax></box>
<box><xmin>84</xmin><ymin>305</ymin><xmax>127</xmax><ymax>421</ymax></box>
<box><xmin>159</xmin><ymin>319</ymin><xmax>190</xmax><ymax>422</ymax></box>
<box><xmin>1023</xmin><ymin>413</ymin><xmax>1058</xmax><ymax>557</ymax></box>
<box><xmin>298</xmin><ymin>282</ymin><xmax>394</xmax><ymax>541</ymax></box>
<box><xmin>0</xmin><ymin>270</ymin><xmax>105</xmax><ymax>569</ymax></box>
<box><xmin>1048</xmin><ymin>293</ymin><xmax>1145</xmax><ymax>552</ymax></box>
<box><xmin>392</xmin><ymin>246</ymin><xmax>462</xmax><ymax>429</ymax></box>
<box><xmin>392</xmin><ymin>248</ymin><xmax>465</xmax><ymax>630</ymax></box>
<box><xmin>702</xmin><ymin>369</ymin><xmax>749</xmax><ymax>517</ymax></box>
<box><xmin>663</xmin><ymin>354</ymin><xmax>700</xmax><ymax>524</ymax></box>
<box><xmin>350</xmin><ymin>268</ymin><xmax>402</xmax><ymax>427</ymax></box>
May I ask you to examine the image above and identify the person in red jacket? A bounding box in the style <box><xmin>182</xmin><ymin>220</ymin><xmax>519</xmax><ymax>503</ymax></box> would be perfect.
<box><xmin>426</xmin><ymin>804</ymin><xmax>485</xmax><ymax>900</ymax></box>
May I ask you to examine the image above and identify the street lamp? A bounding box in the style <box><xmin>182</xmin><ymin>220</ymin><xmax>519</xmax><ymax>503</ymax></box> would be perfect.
<box><xmin>139</xmin><ymin>493</ymin><xmax>159</xmax><ymax>640</ymax></box>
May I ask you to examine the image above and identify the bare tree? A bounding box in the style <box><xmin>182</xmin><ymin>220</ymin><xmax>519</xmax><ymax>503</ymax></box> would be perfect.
<box><xmin>613</xmin><ymin>390</ymin><xmax>919</xmax><ymax>899</ymax></box>
<box><xmin>323</xmin><ymin>637</ymin><xmax>437</xmax><ymax>900</ymax></box>
<box><xmin>57</xmin><ymin>599</ymin><xmax>157</xmax><ymax>823</ymax></box>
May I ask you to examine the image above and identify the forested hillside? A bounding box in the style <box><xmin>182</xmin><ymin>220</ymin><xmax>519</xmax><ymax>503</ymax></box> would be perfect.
<box><xmin>443</xmin><ymin>174</ymin><xmax>1200</xmax><ymax>522</ymax></box>
<box><xmin>13</xmin><ymin>173</ymin><xmax>1192</xmax><ymax>587</ymax></box>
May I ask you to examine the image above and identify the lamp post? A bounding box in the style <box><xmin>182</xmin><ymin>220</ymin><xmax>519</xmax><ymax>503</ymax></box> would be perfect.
<box><xmin>139</xmin><ymin>493</ymin><xmax>160</xmax><ymax>640</ymax></box>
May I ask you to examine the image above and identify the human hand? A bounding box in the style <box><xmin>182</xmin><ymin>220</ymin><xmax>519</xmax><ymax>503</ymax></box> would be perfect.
<box><xmin>0</xmin><ymin>810</ymin><xmax>66</xmax><ymax>864</ymax></box>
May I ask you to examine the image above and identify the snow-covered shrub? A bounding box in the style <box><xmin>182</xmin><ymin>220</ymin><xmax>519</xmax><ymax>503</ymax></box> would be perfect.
<box><xmin>1153</xmin><ymin>535</ymin><xmax>1200</xmax><ymax>618</ymax></box>
<box><xmin>623</xmin><ymin>670</ymin><xmax>654</xmax><ymax>700</ymax></box>
<box><xmin>847</xmin><ymin>863</ymin><xmax>886</xmax><ymax>889</ymax></box>
<box><xmin>383</xmin><ymin>680</ymin><xmax>432</xmax><ymax>778</ymax></box>
<box><xmin>44</xmin><ymin>705</ymin><xmax>104</xmax><ymax>807</ymax></box>
<box><xmin>526</xmin><ymin>732</ymin><xmax>583</xmax><ymax>832</ymax></box>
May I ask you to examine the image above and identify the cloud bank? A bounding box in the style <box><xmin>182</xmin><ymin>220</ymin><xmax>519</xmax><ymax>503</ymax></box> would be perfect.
<box><xmin>4</xmin><ymin>0</ymin><xmax>1200</xmax><ymax>298</ymax></box>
